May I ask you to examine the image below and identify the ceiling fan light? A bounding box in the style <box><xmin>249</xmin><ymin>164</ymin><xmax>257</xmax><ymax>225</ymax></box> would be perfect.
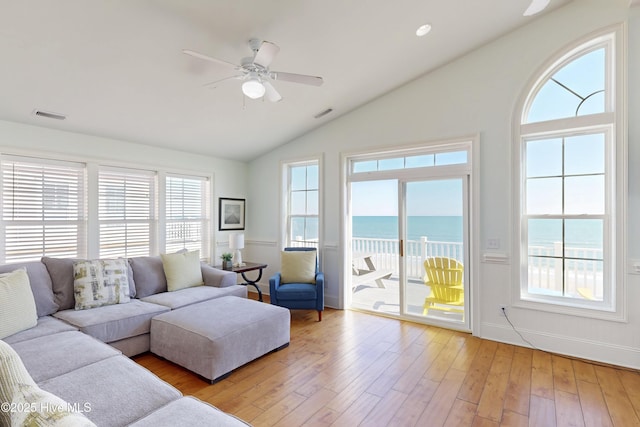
<box><xmin>416</xmin><ymin>24</ymin><xmax>432</xmax><ymax>37</ymax></box>
<box><xmin>242</xmin><ymin>78</ymin><xmax>266</xmax><ymax>99</ymax></box>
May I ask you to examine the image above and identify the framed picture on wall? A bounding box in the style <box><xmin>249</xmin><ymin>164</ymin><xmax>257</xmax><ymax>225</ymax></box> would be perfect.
<box><xmin>219</xmin><ymin>198</ymin><xmax>245</xmax><ymax>230</ymax></box>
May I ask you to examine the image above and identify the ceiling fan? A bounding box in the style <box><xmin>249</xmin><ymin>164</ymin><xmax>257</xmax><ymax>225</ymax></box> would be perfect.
<box><xmin>523</xmin><ymin>0</ymin><xmax>551</xmax><ymax>16</ymax></box>
<box><xmin>183</xmin><ymin>39</ymin><xmax>323</xmax><ymax>102</ymax></box>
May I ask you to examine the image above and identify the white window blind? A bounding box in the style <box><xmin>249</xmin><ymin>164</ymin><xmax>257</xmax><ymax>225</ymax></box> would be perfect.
<box><xmin>1</xmin><ymin>155</ymin><xmax>86</xmax><ymax>263</ymax></box>
<box><xmin>98</xmin><ymin>167</ymin><xmax>156</xmax><ymax>258</ymax></box>
<box><xmin>165</xmin><ymin>174</ymin><xmax>210</xmax><ymax>258</ymax></box>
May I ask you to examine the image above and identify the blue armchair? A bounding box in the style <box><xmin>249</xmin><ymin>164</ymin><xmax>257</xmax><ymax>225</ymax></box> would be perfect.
<box><xmin>269</xmin><ymin>247</ymin><xmax>324</xmax><ymax>321</ymax></box>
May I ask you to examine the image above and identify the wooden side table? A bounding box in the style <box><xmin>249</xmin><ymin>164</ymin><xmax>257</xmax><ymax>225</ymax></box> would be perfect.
<box><xmin>214</xmin><ymin>261</ymin><xmax>268</xmax><ymax>302</ymax></box>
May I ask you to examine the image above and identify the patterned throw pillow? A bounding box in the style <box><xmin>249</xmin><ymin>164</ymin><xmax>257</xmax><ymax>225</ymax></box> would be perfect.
<box><xmin>73</xmin><ymin>259</ymin><xmax>131</xmax><ymax>310</ymax></box>
<box><xmin>11</xmin><ymin>384</ymin><xmax>96</xmax><ymax>426</ymax></box>
<box><xmin>0</xmin><ymin>268</ymin><xmax>38</xmax><ymax>339</ymax></box>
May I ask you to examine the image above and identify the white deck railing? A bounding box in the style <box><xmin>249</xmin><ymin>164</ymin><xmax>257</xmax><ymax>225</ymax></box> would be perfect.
<box><xmin>352</xmin><ymin>237</ymin><xmax>463</xmax><ymax>280</ymax></box>
<box><xmin>351</xmin><ymin>237</ymin><xmax>603</xmax><ymax>299</ymax></box>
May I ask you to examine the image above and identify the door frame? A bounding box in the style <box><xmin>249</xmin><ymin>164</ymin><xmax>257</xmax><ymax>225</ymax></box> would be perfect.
<box><xmin>340</xmin><ymin>135</ymin><xmax>480</xmax><ymax>334</ymax></box>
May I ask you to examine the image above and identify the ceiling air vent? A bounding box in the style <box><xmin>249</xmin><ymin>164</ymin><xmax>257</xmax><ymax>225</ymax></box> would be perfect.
<box><xmin>314</xmin><ymin>108</ymin><xmax>333</xmax><ymax>119</ymax></box>
<box><xmin>33</xmin><ymin>110</ymin><xmax>66</xmax><ymax>120</ymax></box>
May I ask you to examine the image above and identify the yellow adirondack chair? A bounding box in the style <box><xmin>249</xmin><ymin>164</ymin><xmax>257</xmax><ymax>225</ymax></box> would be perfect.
<box><xmin>423</xmin><ymin>257</ymin><xmax>464</xmax><ymax>315</ymax></box>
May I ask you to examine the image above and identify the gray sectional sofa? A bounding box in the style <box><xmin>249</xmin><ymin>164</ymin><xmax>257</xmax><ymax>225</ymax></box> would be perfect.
<box><xmin>1</xmin><ymin>256</ymin><xmax>252</xmax><ymax>426</ymax></box>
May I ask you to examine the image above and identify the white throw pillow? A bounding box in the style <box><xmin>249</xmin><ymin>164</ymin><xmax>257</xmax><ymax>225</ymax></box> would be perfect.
<box><xmin>0</xmin><ymin>268</ymin><xmax>38</xmax><ymax>340</ymax></box>
<box><xmin>280</xmin><ymin>251</ymin><xmax>317</xmax><ymax>284</ymax></box>
<box><xmin>161</xmin><ymin>250</ymin><xmax>204</xmax><ymax>292</ymax></box>
<box><xmin>73</xmin><ymin>259</ymin><xmax>131</xmax><ymax>310</ymax></box>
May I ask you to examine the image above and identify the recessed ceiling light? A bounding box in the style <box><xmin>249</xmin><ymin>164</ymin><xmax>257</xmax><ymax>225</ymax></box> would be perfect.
<box><xmin>416</xmin><ymin>24</ymin><xmax>432</xmax><ymax>37</ymax></box>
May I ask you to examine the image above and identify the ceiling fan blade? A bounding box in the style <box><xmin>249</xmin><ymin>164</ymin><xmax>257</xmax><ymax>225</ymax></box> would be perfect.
<box><xmin>263</xmin><ymin>81</ymin><xmax>282</xmax><ymax>103</ymax></box>
<box><xmin>203</xmin><ymin>75</ymin><xmax>242</xmax><ymax>89</ymax></box>
<box><xmin>523</xmin><ymin>0</ymin><xmax>551</xmax><ymax>16</ymax></box>
<box><xmin>252</xmin><ymin>41</ymin><xmax>280</xmax><ymax>68</ymax></box>
<box><xmin>270</xmin><ymin>71</ymin><xmax>324</xmax><ymax>87</ymax></box>
<box><xmin>182</xmin><ymin>49</ymin><xmax>239</xmax><ymax>69</ymax></box>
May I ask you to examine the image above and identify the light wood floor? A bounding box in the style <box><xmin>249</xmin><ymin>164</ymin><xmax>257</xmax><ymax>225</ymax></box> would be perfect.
<box><xmin>134</xmin><ymin>299</ymin><xmax>640</xmax><ymax>427</ymax></box>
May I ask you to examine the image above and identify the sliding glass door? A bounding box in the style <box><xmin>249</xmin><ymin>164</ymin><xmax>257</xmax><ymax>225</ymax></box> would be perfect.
<box><xmin>346</xmin><ymin>141</ymin><xmax>472</xmax><ymax>330</ymax></box>
<box><xmin>402</xmin><ymin>178</ymin><xmax>468</xmax><ymax>327</ymax></box>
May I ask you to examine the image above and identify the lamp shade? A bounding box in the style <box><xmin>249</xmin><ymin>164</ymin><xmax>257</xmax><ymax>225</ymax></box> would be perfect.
<box><xmin>229</xmin><ymin>233</ymin><xmax>245</xmax><ymax>250</ymax></box>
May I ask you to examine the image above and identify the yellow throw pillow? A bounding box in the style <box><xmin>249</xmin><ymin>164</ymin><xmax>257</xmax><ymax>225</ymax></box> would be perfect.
<box><xmin>280</xmin><ymin>251</ymin><xmax>317</xmax><ymax>284</ymax></box>
<box><xmin>161</xmin><ymin>250</ymin><xmax>204</xmax><ymax>292</ymax></box>
<box><xmin>0</xmin><ymin>269</ymin><xmax>37</xmax><ymax>340</ymax></box>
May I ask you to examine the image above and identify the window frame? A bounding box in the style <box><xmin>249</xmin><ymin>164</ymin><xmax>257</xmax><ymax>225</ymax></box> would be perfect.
<box><xmin>164</xmin><ymin>173</ymin><xmax>211</xmax><ymax>259</ymax></box>
<box><xmin>0</xmin><ymin>151</ymin><xmax>215</xmax><ymax>263</ymax></box>
<box><xmin>97</xmin><ymin>166</ymin><xmax>157</xmax><ymax>258</ymax></box>
<box><xmin>281</xmin><ymin>156</ymin><xmax>323</xmax><ymax>252</ymax></box>
<box><xmin>513</xmin><ymin>25</ymin><xmax>627</xmax><ymax>321</ymax></box>
<box><xmin>0</xmin><ymin>154</ymin><xmax>88</xmax><ymax>262</ymax></box>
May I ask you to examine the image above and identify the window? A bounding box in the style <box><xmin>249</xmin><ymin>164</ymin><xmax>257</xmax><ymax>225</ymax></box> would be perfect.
<box><xmin>352</xmin><ymin>150</ymin><xmax>467</xmax><ymax>173</ymax></box>
<box><xmin>98</xmin><ymin>167</ymin><xmax>156</xmax><ymax>258</ymax></box>
<box><xmin>165</xmin><ymin>174</ymin><xmax>210</xmax><ymax>257</ymax></box>
<box><xmin>516</xmin><ymin>29</ymin><xmax>623</xmax><ymax>316</ymax></box>
<box><xmin>1</xmin><ymin>155</ymin><xmax>86</xmax><ymax>262</ymax></box>
<box><xmin>283</xmin><ymin>159</ymin><xmax>320</xmax><ymax>248</ymax></box>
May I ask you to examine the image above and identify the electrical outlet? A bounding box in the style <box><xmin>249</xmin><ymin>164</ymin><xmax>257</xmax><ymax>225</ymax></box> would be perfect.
<box><xmin>499</xmin><ymin>305</ymin><xmax>508</xmax><ymax>316</ymax></box>
<box><xmin>487</xmin><ymin>238</ymin><xmax>500</xmax><ymax>249</ymax></box>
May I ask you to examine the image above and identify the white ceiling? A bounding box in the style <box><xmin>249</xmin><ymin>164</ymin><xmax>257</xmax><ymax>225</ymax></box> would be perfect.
<box><xmin>0</xmin><ymin>0</ymin><xmax>571</xmax><ymax>162</ymax></box>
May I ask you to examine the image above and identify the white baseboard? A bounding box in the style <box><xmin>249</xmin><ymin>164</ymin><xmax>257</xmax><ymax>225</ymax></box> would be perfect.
<box><xmin>481</xmin><ymin>321</ymin><xmax>640</xmax><ymax>370</ymax></box>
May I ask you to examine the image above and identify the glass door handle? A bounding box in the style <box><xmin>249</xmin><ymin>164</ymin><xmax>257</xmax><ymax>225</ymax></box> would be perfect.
<box><xmin>400</xmin><ymin>239</ymin><xmax>404</xmax><ymax>257</ymax></box>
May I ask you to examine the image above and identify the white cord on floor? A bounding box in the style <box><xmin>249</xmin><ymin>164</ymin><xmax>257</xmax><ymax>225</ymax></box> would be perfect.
<box><xmin>502</xmin><ymin>307</ymin><xmax>541</xmax><ymax>351</ymax></box>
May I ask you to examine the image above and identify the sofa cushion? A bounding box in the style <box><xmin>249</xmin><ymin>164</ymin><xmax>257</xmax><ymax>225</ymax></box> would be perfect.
<box><xmin>3</xmin><ymin>316</ymin><xmax>77</xmax><ymax>345</ymax></box>
<box><xmin>161</xmin><ymin>250</ymin><xmax>204</xmax><ymax>292</ymax></box>
<box><xmin>280</xmin><ymin>250</ymin><xmax>316</xmax><ymax>284</ymax></box>
<box><xmin>39</xmin><ymin>356</ymin><xmax>182</xmax><ymax>427</ymax></box>
<box><xmin>128</xmin><ymin>256</ymin><xmax>167</xmax><ymax>298</ymax></box>
<box><xmin>11</xmin><ymin>331</ymin><xmax>120</xmax><ymax>383</ymax></box>
<box><xmin>0</xmin><ymin>269</ymin><xmax>38</xmax><ymax>339</ymax></box>
<box><xmin>11</xmin><ymin>383</ymin><xmax>96</xmax><ymax>427</ymax></box>
<box><xmin>0</xmin><ymin>261</ymin><xmax>58</xmax><ymax>317</ymax></box>
<box><xmin>0</xmin><ymin>340</ymin><xmax>96</xmax><ymax>427</ymax></box>
<box><xmin>53</xmin><ymin>299</ymin><xmax>169</xmax><ymax>343</ymax></box>
<box><xmin>73</xmin><ymin>259</ymin><xmax>130</xmax><ymax>310</ymax></box>
<box><xmin>42</xmin><ymin>256</ymin><xmax>78</xmax><ymax>311</ymax></box>
<box><xmin>140</xmin><ymin>284</ymin><xmax>247</xmax><ymax>310</ymax></box>
<box><xmin>129</xmin><ymin>397</ymin><xmax>251</xmax><ymax>427</ymax></box>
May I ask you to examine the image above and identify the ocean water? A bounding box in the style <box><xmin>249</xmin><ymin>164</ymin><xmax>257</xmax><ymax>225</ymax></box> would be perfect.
<box><xmin>353</xmin><ymin>216</ymin><xmax>463</xmax><ymax>243</ymax></box>
<box><xmin>352</xmin><ymin>216</ymin><xmax>603</xmax><ymax>249</ymax></box>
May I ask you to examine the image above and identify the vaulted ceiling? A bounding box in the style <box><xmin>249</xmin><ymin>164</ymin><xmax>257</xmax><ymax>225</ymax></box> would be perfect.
<box><xmin>0</xmin><ymin>0</ymin><xmax>572</xmax><ymax>161</ymax></box>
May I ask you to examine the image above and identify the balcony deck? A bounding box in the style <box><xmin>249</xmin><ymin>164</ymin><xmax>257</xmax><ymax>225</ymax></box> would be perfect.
<box><xmin>351</xmin><ymin>275</ymin><xmax>464</xmax><ymax>323</ymax></box>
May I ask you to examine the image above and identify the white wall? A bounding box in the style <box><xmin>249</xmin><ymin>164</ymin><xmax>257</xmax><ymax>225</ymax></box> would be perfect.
<box><xmin>0</xmin><ymin>119</ymin><xmax>248</xmax><ymax>260</ymax></box>
<box><xmin>247</xmin><ymin>0</ymin><xmax>640</xmax><ymax>368</ymax></box>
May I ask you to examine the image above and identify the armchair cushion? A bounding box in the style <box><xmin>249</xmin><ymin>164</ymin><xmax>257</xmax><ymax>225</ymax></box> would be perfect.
<box><xmin>275</xmin><ymin>283</ymin><xmax>318</xmax><ymax>301</ymax></box>
<box><xmin>280</xmin><ymin>251</ymin><xmax>316</xmax><ymax>284</ymax></box>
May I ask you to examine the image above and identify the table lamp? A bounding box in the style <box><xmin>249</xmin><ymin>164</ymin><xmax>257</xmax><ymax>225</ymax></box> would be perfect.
<box><xmin>229</xmin><ymin>233</ymin><xmax>245</xmax><ymax>267</ymax></box>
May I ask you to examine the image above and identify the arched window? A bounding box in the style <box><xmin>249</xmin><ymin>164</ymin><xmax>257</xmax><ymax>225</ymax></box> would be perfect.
<box><xmin>514</xmin><ymin>27</ymin><xmax>625</xmax><ymax>319</ymax></box>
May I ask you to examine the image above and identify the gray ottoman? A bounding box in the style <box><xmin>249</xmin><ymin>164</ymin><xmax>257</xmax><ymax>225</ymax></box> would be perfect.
<box><xmin>150</xmin><ymin>296</ymin><xmax>290</xmax><ymax>382</ymax></box>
